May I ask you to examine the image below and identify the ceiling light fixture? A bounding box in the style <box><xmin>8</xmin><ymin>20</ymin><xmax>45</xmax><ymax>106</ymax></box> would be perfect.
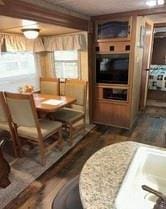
<box><xmin>22</xmin><ymin>28</ymin><xmax>40</xmax><ymax>39</ymax></box>
<box><xmin>158</xmin><ymin>0</ymin><xmax>165</xmax><ymax>5</ymax></box>
<box><xmin>146</xmin><ymin>0</ymin><xmax>165</xmax><ymax>6</ymax></box>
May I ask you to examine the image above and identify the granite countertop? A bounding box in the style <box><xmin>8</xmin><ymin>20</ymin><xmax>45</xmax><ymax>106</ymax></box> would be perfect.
<box><xmin>79</xmin><ymin>141</ymin><xmax>160</xmax><ymax>209</ymax></box>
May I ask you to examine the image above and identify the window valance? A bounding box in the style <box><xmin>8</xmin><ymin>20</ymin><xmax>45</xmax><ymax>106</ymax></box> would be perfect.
<box><xmin>0</xmin><ymin>33</ymin><xmax>45</xmax><ymax>52</ymax></box>
<box><xmin>43</xmin><ymin>32</ymin><xmax>87</xmax><ymax>51</ymax></box>
<box><xmin>0</xmin><ymin>32</ymin><xmax>87</xmax><ymax>52</ymax></box>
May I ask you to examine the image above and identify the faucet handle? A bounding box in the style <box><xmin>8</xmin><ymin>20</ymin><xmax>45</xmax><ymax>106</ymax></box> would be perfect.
<box><xmin>142</xmin><ymin>185</ymin><xmax>166</xmax><ymax>209</ymax></box>
<box><xmin>142</xmin><ymin>185</ymin><xmax>166</xmax><ymax>202</ymax></box>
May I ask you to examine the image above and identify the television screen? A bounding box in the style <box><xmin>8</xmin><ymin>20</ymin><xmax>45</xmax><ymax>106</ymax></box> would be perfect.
<box><xmin>96</xmin><ymin>54</ymin><xmax>129</xmax><ymax>84</ymax></box>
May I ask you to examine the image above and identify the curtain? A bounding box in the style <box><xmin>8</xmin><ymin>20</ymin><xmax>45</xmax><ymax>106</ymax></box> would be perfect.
<box><xmin>43</xmin><ymin>32</ymin><xmax>87</xmax><ymax>51</ymax></box>
<box><xmin>3</xmin><ymin>34</ymin><xmax>45</xmax><ymax>52</ymax></box>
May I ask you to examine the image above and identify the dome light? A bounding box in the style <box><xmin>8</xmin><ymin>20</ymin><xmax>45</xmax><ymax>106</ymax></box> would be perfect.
<box><xmin>22</xmin><ymin>28</ymin><xmax>40</xmax><ymax>39</ymax></box>
<box><xmin>146</xmin><ymin>0</ymin><xmax>165</xmax><ymax>6</ymax></box>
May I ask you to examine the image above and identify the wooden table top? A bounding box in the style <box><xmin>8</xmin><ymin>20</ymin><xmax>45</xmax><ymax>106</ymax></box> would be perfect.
<box><xmin>33</xmin><ymin>93</ymin><xmax>76</xmax><ymax>112</ymax></box>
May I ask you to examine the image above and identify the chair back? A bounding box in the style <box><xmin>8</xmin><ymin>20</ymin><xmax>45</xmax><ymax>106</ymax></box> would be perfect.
<box><xmin>5</xmin><ymin>92</ymin><xmax>38</xmax><ymax>128</ymax></box>
<box><xmin>0</xmin><ymin>92</ymin><xmax>10</xmax><ymax>123</ymax></box>
<box><xmin>65</xmin><ymin>79</ymin><xmax>87</xmax><ymax>111</ymax></box>
<box><xmin>40</xmin><ymin>77</ymin><xmax>60</xmax><ymax>96</ymax></box>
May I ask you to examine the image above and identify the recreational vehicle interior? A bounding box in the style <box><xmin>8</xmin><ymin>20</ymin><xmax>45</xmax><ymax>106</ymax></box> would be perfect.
<box><xmin>0</xmin><ymin>1</ymin><xmax>165</xmax><ymax>209</ymax></box>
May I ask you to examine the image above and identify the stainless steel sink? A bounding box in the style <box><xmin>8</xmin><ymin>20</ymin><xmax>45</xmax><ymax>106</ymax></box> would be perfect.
<box><xmin>115</xmin><ymin>146</ymin><xmax>166</xmax><ymax>209</ymax></box>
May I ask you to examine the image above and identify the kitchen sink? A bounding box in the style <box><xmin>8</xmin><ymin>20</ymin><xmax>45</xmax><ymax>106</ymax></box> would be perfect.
<box><xmin>115</xmin><ymin>146</ymin><xmax>166</xmax><ymax>209</ymax></box>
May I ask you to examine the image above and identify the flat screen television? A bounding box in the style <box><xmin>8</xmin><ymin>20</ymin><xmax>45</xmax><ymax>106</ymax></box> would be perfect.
<box><xmin>96</xmin><ymin>54</ymin><xmax>129</xmax><ymax>84</ymax></box>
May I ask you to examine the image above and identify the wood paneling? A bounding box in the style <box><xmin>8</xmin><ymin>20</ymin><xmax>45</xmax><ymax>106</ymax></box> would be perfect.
<box><xmin>93</xmin><ymin>101</ymin><xmax>130</xmax><ymax>128</ymax></box>
<box><xmin>139</xmin><ymin>22</ymin><xmax>153</xmax><ymax>110</ymax></box>
<box><xmin>130</xmin><ymin>16</ymin><xmax>144</xmax><ymax>123</ymax></box>
<box><xmin>96</xmin><ymin>41</ymin><xmax>131</xmax><ymax>53</ymax></box>
<box><xmin>0</xmin><ymin>0</ymin><xmax>89</xmax><ymax>31</ymax></box>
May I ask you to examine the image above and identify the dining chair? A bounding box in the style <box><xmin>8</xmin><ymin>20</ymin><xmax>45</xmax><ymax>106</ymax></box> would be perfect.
<box><xmin>40</xmin><ymin>77</ymin><xmax>60</xmax><ymax>96</ymax></box>
<box><xmin>5</xmin><ymin>92</ymin><xmax>63</xmax><ymax>165</ymax></box>
<box><xmin>54</xmin><ymin>79</ymin><xmax>87</xmax><ymax>143</ymax></box>
<box><xmin>0</xmin><ymin>92</ymin><xmax>19</xmax><ymax>157</ymax></box>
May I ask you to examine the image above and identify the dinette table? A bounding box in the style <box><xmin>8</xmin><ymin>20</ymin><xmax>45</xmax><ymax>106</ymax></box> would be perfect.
<box><xmin>33</xmin><ymin>93</ymin><xmax>76</xmax><ymax>113</ymax></box>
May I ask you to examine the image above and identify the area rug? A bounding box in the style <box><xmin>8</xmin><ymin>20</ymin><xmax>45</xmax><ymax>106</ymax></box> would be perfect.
<box><xmin>0</xmin><ymin>124</ymin><xmax>95</xmax><ymax>209</ymax></box>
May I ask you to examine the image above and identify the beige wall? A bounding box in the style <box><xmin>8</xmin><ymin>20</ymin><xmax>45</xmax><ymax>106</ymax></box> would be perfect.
<box><xmin>80</xmin><ymin>50</ymin><xmax>88</xmax><ymax>81</ymax></box>
<box><xmin>37</xmin><ymin>52</ymin><xmax>55</xmax><ymax>78</ymax></box>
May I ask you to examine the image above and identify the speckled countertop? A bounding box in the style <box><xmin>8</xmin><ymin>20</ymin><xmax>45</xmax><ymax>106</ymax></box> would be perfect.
<box><xmin>79</xmin><ymin>141</ymin><xmax>162</xmax><ymax>209</ymax></box>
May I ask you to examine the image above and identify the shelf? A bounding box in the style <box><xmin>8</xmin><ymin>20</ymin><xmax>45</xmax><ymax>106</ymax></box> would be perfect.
<box><xmin>96</xmin><ymin>98</ymin><xmax>129</xmax><ymax>105</ymax></box>
<box><xmin>96</xmin><ymin>51</ymin><xmax>130</xmax><ymax>55</ymax></box>
<box><xmin>97</xmin><ymin>38</ymin><xmax>130</xmax><ymax>43</ymax></box>
<box><xmin>96</xmin><ymin>83</ymin><xmax>129</xmax><ymax>89</ymax></box>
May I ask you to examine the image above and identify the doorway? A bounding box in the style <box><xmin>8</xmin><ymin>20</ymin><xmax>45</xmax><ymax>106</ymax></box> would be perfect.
<box><xmin>140</xmin><ymin>14</ymin><xmax>166</xmax><ymax>111</ymax></box>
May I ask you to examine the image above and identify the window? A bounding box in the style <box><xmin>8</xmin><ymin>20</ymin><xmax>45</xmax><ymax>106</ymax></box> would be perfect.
<box><xmin>0</xmin><ymin>52</ymin><xmax>39</xmax><ymax>92</ymax></box>
<box><xmin>54</xmin><ymin>50</ymin><xmax>80</xmax><ymax>79</ymax></box>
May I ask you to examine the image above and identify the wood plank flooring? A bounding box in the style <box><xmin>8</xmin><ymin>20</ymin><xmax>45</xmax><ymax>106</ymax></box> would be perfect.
<box><xmin>5</xmin><ymin>107</ymin><xmax>166</xmax><ymax>209</ymax></box>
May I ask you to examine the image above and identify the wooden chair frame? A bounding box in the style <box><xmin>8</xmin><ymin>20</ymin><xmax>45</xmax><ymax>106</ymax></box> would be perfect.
<box><xmin>40</xmin><ymin>77</ymin><xmax>60</xmax><ymax>96</ymax></box>
<box><xmin>63</xmin><ymin>79</ymin><xmax>88</xmax><ymax>143</ymax></box>
<box><xmin>5</xmin><ymin>92</ymin><xmax>63</xmax><ymax>165</ymax></box>
<box><xmin>0</xmin><ymin>92</ymin><xmax>20</xmax><ymax>157</ymax></box>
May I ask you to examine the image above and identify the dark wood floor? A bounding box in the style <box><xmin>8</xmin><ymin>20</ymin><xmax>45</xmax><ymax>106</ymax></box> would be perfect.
<box><xmin>6</xmin><ymin>107</ymin><xmax>166</xmax><ymax>209</ymax></box>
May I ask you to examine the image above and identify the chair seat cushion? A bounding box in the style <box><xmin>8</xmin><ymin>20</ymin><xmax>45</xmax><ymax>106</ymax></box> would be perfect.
<box><xmin>17</xmin><ymin>119</ymin><xmax>62</xmax><ymax>140</ymax></box>
<box><xmin>0</xmin><ymin>122</ymin><xmax>10</xmax><ymax>131</ymax></box>
<box><xmin>54</xmin><ymin>108</ymin><xmax>84</xmax><ymax>123</ymax></box>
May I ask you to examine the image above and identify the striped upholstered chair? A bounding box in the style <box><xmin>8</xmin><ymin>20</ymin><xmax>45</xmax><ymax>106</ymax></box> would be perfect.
<box><xmin>5</xmin><ymin>92</ymin><xmax>63</xmax><ymax>165</ymax></box>
<box><xmin>54</xmin><ymin>79</ymin><xmax>87</xmax><ymax>143</ymax></box>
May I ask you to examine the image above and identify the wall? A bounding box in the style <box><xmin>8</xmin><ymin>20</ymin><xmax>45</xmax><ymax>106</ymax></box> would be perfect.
<box><xmin>37</xmin><ymin>52</ymin><xmax>55</xmax><ymax>78</ymax></box>
<box><xmin>130</xmin><ymin>16</ymin><xmax>145</xmax><ymax>122</ymax></box>
<box><xmin>152</xmin><ymin>37</ymin><xmax>166</xmax><ymax>64</ymax></box>
<box><xmin>80</xmin><ymin>50</ymin><xmax>88</xmax><ymax>81</ymax></box>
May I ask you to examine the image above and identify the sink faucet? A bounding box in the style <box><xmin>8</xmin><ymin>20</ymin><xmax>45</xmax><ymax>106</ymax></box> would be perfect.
<box><xmin>142</xmin><ymin>185</ymin><xmax>166</xmax><ymax>209</ymax></box>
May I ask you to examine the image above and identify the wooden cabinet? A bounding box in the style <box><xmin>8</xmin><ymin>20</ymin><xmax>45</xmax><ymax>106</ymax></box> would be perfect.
<box><xmin>93</xmin><ymin>101</ymin><xmax>130</xmax><ymax>128</ymax></box>
<box><xmin>96</xmin><ymin>17</ymin><xmax>132</xmax><ymax>40</ymax></box>
<box><xmin>92</xmin><ymin>16</ymin><xmax>144</xmax><ymax>129</ymax></box>
<box><xmin>96</xmin><ymin>41</ymin><xmax>130</xmax><ymax>54</ymax></box>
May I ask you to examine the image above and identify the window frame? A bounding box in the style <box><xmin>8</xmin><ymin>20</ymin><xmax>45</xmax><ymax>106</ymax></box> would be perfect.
<box><xmin>54</xmin><ymin>50</ymin><xmax>81</xmax><ymax>80</ymax></box>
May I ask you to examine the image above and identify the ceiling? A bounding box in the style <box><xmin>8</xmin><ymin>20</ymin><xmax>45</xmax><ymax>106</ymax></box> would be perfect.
<box><xmin>0</xmin><ymin>15</ymin><xmax>79</xmax><ymax>36</ymax></box>
<box><xmin>32</xmin><ymin>0</ymin><xmax>166</xmax><ymax>16</ymax></box>
<box><xmin>148</xmin><ymin>13</ymin><xmax>166</xmax><ymax>23</ymax></box>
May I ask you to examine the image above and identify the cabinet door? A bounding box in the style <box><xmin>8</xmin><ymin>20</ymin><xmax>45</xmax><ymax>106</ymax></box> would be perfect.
<box><xmin>93</xmin><ymin>101</ymin><xmax>130</xmax><ymax>128</ymax></box>
<box><xmin>96</xmin><ymin>18</ymin><xmax>131</xmax><ymax>40</ymax></box>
